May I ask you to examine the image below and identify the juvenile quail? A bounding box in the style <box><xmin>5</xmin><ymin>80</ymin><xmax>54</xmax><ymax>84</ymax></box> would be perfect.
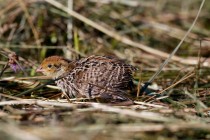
<box><xmin>37</xmin><ymin>55</ymin><xmax>136</xmax><ymax>105</ymax></box>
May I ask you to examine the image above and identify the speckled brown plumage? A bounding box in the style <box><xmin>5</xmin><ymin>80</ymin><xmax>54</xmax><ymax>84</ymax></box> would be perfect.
<box><xmin>37</xmin><ymin>55</ymin><xmax>136</xmax><ymax>104</ymax></box>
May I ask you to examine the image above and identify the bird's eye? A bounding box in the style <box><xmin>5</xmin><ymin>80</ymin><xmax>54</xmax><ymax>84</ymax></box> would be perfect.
<box><xmin>48</xmin><ymin>64</ymin><xmax>52</xmax><ymax>68</ymax></box>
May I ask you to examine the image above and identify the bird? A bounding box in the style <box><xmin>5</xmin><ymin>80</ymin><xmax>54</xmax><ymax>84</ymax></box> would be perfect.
<box><xmin>36</xmin><ymin>55</ymin><xmax>136</xmax><ymax>105</ymax></box>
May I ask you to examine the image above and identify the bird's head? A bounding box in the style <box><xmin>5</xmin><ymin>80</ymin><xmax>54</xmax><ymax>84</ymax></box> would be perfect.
<box><xmin>36</xmin><ymin>56</ymin><xmax>74</xmax><ymax>79</ymax></box>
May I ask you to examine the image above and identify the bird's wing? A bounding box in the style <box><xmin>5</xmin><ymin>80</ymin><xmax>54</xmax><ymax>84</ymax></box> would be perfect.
<box><xmin>74</xmin><ymin>56</ymin><xmax>135</xmax><ymax>98</ymax></box>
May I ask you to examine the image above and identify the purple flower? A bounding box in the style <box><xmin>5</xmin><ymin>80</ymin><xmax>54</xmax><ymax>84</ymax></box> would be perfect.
<box><xmin>9</xmin><ymin>63</ymin><xmax>20</xmax><ymax>73</ymax></box>
<box><xmin>7</xmin><ymin>52</ymin><xmax>22</xmax><ymax>73</ymax></box>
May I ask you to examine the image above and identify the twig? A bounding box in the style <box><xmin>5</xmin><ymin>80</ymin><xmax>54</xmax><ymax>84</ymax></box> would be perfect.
<box><xmin>118</xmin><ymin>123</ymin><xmax>210</xmax><ymax>132</ymax></box>
<box><xmin>158</xmin><ymin>72</ymin><xmax>195</xmax><ymax>94</ymax></box>
<box><xmin>88</xmin><ymin>0</ymin><xmax>154</xmax><ymax>7</ymax></box>
<box><xmin>65</xmin><ymin>0</ymin><xmax>74</xmax><ymax>59</ymax></box>
<box><xmin>0</xmin><ymin>62</ymin><xmax>8</xmax><ymax>78</ymax></box>
<box><xmin>0</xmin><ymin>99</ymin><xmax>76</xmax><ymax>108</ymax></box>
<box><xmin>0</xmin><ymin>76</ymin><xmax>59</xmax><ymax>90</ymax></box>
<box><xmin>77</xmin><ymin>102</ymin><xmax>174</xmax><ymax>122</ymax></box>
<box><xmin>0</xmin><ymin>93</ymin><xmax>22</xmax><ymax>100</ymax></box>
<box><xmin>134</xmin><ymin>101</ymin><xmax>167</xmax><ymax>108</ymax></box>
<box><xmin>0</xmin><ymin>44</ymin><xmax>86</xmax><ymax>57</ymax></box>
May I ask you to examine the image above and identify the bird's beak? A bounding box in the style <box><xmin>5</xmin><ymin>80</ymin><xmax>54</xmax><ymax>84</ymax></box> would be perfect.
<box><xmin>36</xmin><ymin>67</ymin><xmax>43</xmax><ymax>73</ymax></box>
